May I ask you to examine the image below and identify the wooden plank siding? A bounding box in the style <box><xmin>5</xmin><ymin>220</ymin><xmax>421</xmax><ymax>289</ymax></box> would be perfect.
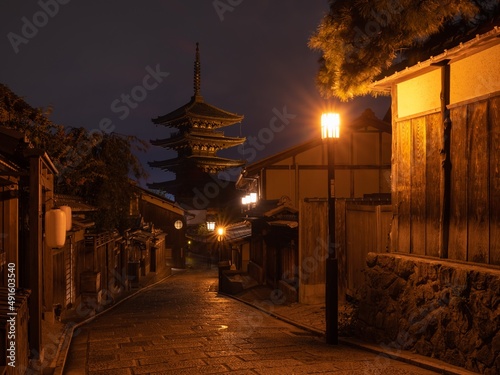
<box><xmin>491</xmin><ymin>96</ymin><xmax>500</xmax><ymax>266</ymax></box>
<box><xmin>397</xmin><ymin>120</ymin><xmax>412</xmax><ymax>253</ymax></box>
<box><xmin>410</xmin><ymin>116</ymin><xmax>426</xmax><ymax>256</ymax></box>
<box><xmin>467</xmin><ymin>100</ymin><xmax>490</xmax><ymax>263</ymax></box>
<box><xmin>425</xmin><ymin>114</ymin><xmax>442</xmax><ymax>257</ymax></box>
<box><xmin>299</xmin><ymin>199</ymin><xmax>328</xmax><ymax>285</ymax></box>
<box><xmin>394</xmin><ymin>94</ymin><xmax>500</xmax><ymax>265</ymax></box>
<box><xmin>345</xmin><ymin>203</ymin><xmax>392</xmax><ymax>293</ymax></box>
<box><xmin>449</xmin><ymin>105</ymin><xmax>468</xmax><ymax>261</ymax></box>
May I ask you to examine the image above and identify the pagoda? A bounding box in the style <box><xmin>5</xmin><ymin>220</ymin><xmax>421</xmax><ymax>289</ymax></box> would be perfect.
<box><xmin>148</xmin><ymin>43</ymin><xmax>246</xmax><ymax>207</ymax></box>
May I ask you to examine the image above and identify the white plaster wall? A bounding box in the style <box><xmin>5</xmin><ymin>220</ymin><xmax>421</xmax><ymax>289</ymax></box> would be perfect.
<box><xmin>397</xmin><ymin>69</ymin><xmax>441</xmax><ymax>118</ymax></box>
<box><xmin>450</xmin><ymin>42</ymin><xmax>500</xmax><ymax>104</ymax></box>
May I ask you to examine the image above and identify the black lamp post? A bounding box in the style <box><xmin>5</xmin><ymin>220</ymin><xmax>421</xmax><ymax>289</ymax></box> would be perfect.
<box><xmin>217</xmin><ymin>226</ymin><xmax>226</xmax><ymax>261</ymax></box>
<box><xmin>322</xmin><ymin>112</ymin><xmax>340</xmax><ymax>345</ymax></box>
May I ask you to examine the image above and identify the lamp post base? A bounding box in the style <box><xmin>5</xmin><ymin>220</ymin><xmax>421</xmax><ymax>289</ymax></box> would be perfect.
<box><xmin>325</xmin><ymin>257</ymin><xmax>338</xmax><ymax>345</ymax></box>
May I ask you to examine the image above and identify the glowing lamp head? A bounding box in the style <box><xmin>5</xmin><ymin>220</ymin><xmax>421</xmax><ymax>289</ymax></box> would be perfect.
<box><xmin>321</xmin><ymin>113</ymin><xmax>340</xmax><ymax>139</ymax></box>
<box><xmin>217</xmin><ymin>227</ymin><xmax>225</xmax><ymax>236</ymax></box>
<box><xmin>206</xmin><ymin>221</ymin><xmax>216</xmax><ymax>231</ymax></box>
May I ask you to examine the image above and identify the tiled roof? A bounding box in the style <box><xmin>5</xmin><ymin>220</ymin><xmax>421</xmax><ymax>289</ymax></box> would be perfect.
<box><xmin>55</xmin><ymin>194</ymin><xmax>97</xmax><ymax>212</ymax></box>
<box><xmin>377</xmin><ymin>16</ymin><xmax>500</xmax><ymax>80</ymax></box>
<box><xmin>152</xmin><ymin>96</ymin><xmax>244</xmax><ymax>126</ymax></box>
<box><xmin>151</xmin><ymin>130</ymin><xmax>245</xmax><ymax>148</ymax></box>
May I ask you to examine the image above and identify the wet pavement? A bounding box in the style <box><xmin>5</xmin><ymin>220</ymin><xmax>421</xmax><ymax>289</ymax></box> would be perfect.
<box><xmin>61</xmin><ymin>267</ymin><xmax>447</xmax><ymax>374</ymax></box>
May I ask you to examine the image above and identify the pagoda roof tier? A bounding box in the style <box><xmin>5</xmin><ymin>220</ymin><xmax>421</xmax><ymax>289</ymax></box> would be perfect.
<box><xmin>152</xmin><ymin>96</ymin><xmax>244</xmax><ymax>129</ymax></box>
<box><xmin>152</xmin><ymin>43</ymin><xmax>243</xmax><ymax>130</ymax></box>
<box><xmin>151</xmin><ymin>130</ymin><xmax>245</xmax><ymax>150</ymax></box>
<box><xmin>149</xmin><ymin>155</ymin><xmax>245</xmax><ymax>174</ymax></box>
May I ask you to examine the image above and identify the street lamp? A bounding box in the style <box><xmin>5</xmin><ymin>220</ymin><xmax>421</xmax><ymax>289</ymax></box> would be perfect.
<box><xmin>322</xmin><ymin>112</ymin><xmax>340</xmax><ymax>345</ymax></box>
<box><xmin>206</xmin><ymin>218</ymin><xmax>216</xmax><ymax>232</ymax></box>
<box><xmin>217</xmin><ymin>226</ymin><xmax>225</xmax><ymax>237</ymax></box>
<box><xmin>216</xmin><ymin>226</ymin><xmax>226</xmax><ymax>261</ymax></box>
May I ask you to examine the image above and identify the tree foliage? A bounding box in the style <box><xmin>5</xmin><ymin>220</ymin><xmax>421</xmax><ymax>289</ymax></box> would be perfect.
<box><xmin>0</xmin><ymin>83</ymin><xmax>148</xmax><ymax>231</ymax></box>
<box><xmin>309</xmin><ymin>0</ymin><xmax>499</xmax><ymax>101</ymax></box>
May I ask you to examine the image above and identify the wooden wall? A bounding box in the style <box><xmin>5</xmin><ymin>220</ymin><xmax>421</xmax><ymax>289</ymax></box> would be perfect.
<box><xmin>139</xmin><ymin>199</ymin><xmax>184</xmax><ymax>267</ymax></box>
<box><xmin>344</xmin><ymin>203</ymin><xmax>391</xmax><ymax>293</ymax></box>
<box><xmin>392</xmin><ymin>94</ymin><xmax>500</xmax><ymax>265</ymax></box>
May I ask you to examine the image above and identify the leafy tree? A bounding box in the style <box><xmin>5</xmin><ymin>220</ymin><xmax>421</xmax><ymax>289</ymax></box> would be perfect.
<box><xmin>0</xmin><ymin>83</ymin><xmax>148</xmax><ymax>232</ymax></box>
<box><xmin>309</xmin><ymin>0</ymin><xmax>499</xmax><ymax>101</ymax></box>
<box><xmin>0</xmin><ymin>83</ymin><xmax>69</xmax><ymax>161</ymax></box>
<box><xmin>71</xmin><ymin>132</ymin><xmax>148</xmax><ymax>231</ymax></box>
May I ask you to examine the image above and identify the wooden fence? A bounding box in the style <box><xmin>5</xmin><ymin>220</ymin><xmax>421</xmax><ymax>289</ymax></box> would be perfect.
<box><xmin>299</xmin><ymin>198</ymin><xmax>391</xmax><ymax>302</ymax></box>
<box><xmin>338</xmin><ymin>201</ymin><xmax>392</xmax><ymax>295</ymax></box>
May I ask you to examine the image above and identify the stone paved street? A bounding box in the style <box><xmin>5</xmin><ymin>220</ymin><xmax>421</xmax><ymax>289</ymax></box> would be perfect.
<box><xmin>63</xmin><ymin>268</ymin><xmax>439</xmax><ymax>374</ymax></box>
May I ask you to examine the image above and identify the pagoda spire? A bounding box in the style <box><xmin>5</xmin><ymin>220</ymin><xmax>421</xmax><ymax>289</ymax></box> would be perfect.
<box><xmin>193</xmin><ymin>42</ymin><xmax>202</xmax><ymax>101</ymax></box>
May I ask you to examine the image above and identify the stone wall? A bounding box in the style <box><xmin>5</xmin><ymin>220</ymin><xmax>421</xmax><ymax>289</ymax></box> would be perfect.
<box><xmin>356</xmin><ymin>253</ymin><xmax>500</xmax><ymax>374</ymax></box>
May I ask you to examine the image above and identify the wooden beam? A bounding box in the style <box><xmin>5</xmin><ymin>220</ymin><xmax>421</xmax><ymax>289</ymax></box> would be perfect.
<box><xmin>28</xmin><ymin>156</ymin><xmax>43</xmax><ymax>360</ymax></box>
<box><xmin>439</xmin><ymin>63</ymin><xmax>451</xmax><ymax>259</ymax></box>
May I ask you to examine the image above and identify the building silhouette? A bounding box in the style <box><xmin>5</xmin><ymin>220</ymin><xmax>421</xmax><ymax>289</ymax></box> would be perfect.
<box><xmin>148</xmin><ymin>43</ymin><xmax>245</xmax><ymax>209</ymax></box>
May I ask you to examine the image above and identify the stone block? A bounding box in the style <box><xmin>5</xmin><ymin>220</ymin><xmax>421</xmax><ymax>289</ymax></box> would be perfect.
<box><xmin>388</xmin><ymin>277</ymin><xmax>405</xmax><ymax>300</ymax></box>
<box><xmin>476</xmin><ymin>343</ymin><xmax>496</xmax><ymax>367</ymax></box>
<box><xmin>414</xmin><ymin>338</ymin><xmax>433</xmax><ymax>357</ymax></box>
<box><xmin>451</xmin><ymin>268</ymin><xmax>470</xmax><ymax>296</ymax></box>
<box><xmin>366</xmin><ymin>252</ymin><xmax>378</xmax><ymax>268</ymax></box>
<box><xmin>438</xmin><ymin>266</ymin><xmax>453</xmax><ymax>286</ymax></box>
<box><xmin>395</xmin><ymin>258</ymin><xmax>415</xmax><ymax>279</ymax></box>
<box><xmin>471</xmin><ymin>270</ymin><xmax>488</xmax><ymax>290</ymax></box>
<box><xmin>376</xmin><ymin>254</ymin><xmax>396</xmax><ymax>271</ymax></box>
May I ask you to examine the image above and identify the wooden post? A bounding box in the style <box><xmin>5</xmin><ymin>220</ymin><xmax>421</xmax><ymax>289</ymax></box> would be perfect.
<box><xmin>325</xmin><ymin>138</ymin><xmax>338</xmax><ymax>345</ymax></box>
<box><xmin>390</xmin><ymin>84</ymin><xmax>399</xmax><ymax>253</ymax></box>
<box><xmin>28</xmin><ymin>156</ymin><xmax>43</xmax><ymax>360</ymax></box>
<box><xmin>437</xmin><ymin>61</ymin><xmax>451</xmax><ymax>259</ymax></box>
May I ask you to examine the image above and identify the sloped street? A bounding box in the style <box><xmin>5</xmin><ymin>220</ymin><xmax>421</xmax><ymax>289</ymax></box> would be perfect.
<box><xmin>63</xmin><ymin>267</ymin><xmax>439</xmax><ymax>374</ymax></box>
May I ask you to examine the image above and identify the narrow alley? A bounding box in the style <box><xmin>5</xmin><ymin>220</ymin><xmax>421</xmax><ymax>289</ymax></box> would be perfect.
<box><xmin>63</xmin><ymin>267</ymin><xmax>438</xmax><ymax>374</ymax></box>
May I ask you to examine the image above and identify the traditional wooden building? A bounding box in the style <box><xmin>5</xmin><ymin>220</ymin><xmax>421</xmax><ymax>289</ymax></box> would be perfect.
<box><xmin>132</xmin><ymin>185</ymin><xmax>186</xmax><ymax>269</ymax></box>
<box><xmin>149</xmin><ymin>43</ymin><xmax>246</xmax><ymax>209</ymax></box>
<box><xmin>49</xmin><ymin>194</ymin><xmax>96</xmax><ymax>317</ymax></box>
<box><xmin>237</xmin><ymin>109</ymin><xmax>391</xmax><ymax>303</ymax></box>
<box><xmin>0</xmin><ymin>127</ymin><xmax>58</xmax><ymax>369</ymax></box>
<box><xmin>358</xmin><ymin>20</ymin><xmax>500</xmax><ymax>373</ymax></box>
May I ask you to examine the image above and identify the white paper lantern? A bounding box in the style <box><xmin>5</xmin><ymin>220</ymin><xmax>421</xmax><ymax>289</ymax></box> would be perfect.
<box><xmin>45</xmin><ymin>209</ymin><xmax>67</xmax><ymax>248</ymax></box>
<box><xmin>60</xmin><ymin>205</ymin><xmax>72</xmax><ymax>231</ymax></box>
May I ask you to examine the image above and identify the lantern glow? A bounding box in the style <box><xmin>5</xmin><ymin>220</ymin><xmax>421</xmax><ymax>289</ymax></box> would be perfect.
<box><xmin>321</xmin><ymin>113</ymin><xmax>340</xmax><ymax>139</ymax></box>
<box><xmin>45</xmin><ymin>209</ymin><xmax>67</xmax><ymax>248</ymax></box>
<box><xmin>60</xmin><ymin>205</ymin><xmax>72</xmax><ymax>231</ymax></box>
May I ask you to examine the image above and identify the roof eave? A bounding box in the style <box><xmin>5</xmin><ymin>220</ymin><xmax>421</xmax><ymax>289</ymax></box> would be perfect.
<box><xmin>371</xmin><ymin>26</ymin><xmax>500</xmax><ymax>91</ymax></box>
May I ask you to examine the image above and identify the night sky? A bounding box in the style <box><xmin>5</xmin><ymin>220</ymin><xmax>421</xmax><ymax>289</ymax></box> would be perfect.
<box><xmin>0</xmin><ymin>1</ymin><xmax>390</xmax><ymax>187</ymax></box>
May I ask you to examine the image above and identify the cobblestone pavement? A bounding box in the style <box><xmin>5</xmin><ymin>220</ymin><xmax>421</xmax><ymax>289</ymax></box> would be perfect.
<box><xmin>63</xmin><ymin>268</ymin><xmax>439</xmax><ymax>374</ymax></box>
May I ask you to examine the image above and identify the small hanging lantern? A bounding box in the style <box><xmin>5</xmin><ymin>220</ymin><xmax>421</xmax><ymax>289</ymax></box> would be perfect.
<box><xmin>60</xmin><ymin>205</ymin><xmax>72</xmax><ymax>231</ymax></box>
<box><xmin>45</xmin><ymin>208</ymin><xmax>67</xmax><ymax>248</ymax></box>
<box><xmin>174</xmin><ymin>220</ymin><xmax>183</xmax><ymax>230</ymax></box>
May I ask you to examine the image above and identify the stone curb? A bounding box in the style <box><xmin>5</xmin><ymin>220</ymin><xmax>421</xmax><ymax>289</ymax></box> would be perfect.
<box><xmin>221</xmin><ymin>292</ymin><xmax>479</xmax><ymax>375</ymax></box>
